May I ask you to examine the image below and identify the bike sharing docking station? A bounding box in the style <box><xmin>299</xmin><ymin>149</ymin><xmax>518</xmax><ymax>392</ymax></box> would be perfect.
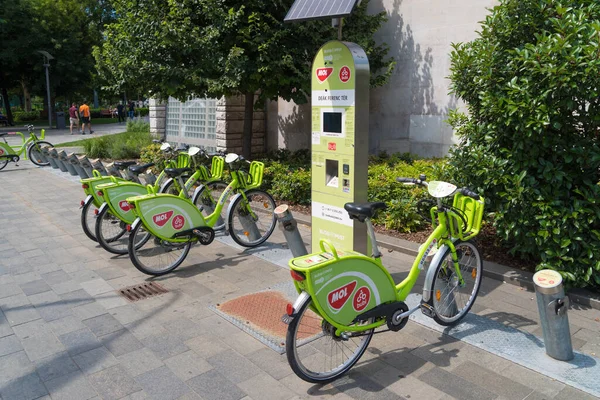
<box><xmin>285</xmin><ymin>0</ymin><xmax>370</xmax><ymax>254</ymax></box>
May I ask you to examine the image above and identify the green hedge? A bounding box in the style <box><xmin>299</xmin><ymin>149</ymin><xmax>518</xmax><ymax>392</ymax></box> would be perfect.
<box><xmin>83</xmin><ymin>130</ymin><xmax>153</xmax><ymax>159</ymax></box>
<box><xmin>13</xmin><ymin>111</ymin><xmax>39</xmax><ymax>122</ymax></box>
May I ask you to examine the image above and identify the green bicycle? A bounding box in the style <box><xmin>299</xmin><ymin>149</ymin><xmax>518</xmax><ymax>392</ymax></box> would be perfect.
<box><xmin>79</xmin><ymin>142</ymin><xmax>192</xmax><ymax>242</ymax></box>
<box><xmin>94</xmin><ymin>146</ymin><xmax>225</xmax><ymax>255</ymax></box>
<box><xmin>125</xmin><ymin>153</ymin><xmax>277</xmax><ymax>276</ymax></box>
<box><xmin>283</xmin><ymin>175</ymin><xmax>485</xmax><ymax>383</ymax></box>
<box><xmin>0</xmin><ymin>125</ymin><xmax>52</xmax><ymax>170</ymax></box>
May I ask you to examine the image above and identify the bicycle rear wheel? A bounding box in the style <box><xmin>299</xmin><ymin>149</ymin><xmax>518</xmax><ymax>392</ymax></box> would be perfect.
<box><xmin>227</xmin><ymin>189</ymin><xmax>276</xmax><ymax>247</ymax></box>
<box><xmin>0</xmin><ymin>157</ymin><xmax>8</xmax><ymax>171</ymax></box>
<box><xmin>429</xmin><ymin>240</ymin><xmax>482</xmax><ymax>326</ymax></box>
<box><xmin>81</xmin><ymin>200</ymin><xmax>98</xmax><ymax>242</ymax></box>
<box><xmin>128</xmin><ymin>221</ymin><xmax>191</xmax><ymax>276</ymax></box>
<box><xmin>95</xmin><ymin>206</ymin><xmax>128</xmax><ymax>255</ymax></box>
<box><xmin>193</xmin><ymin>180</ymin><xmax>228</xmax><ymax>231</ymax></box>
<box><xmin>27</xmin><ymin>141</ymin><xmax>52</xmax><ymax>167</ymax></box>
<box><xmin>286</xmin><ymin>297</ymin><xmax>374</xmax><ymax>384</ymax></box>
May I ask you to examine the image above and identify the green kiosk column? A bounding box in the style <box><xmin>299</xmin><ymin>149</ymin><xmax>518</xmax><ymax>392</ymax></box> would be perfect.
<box><xmin>311</xmin><ymin>41</ymin><xmax>370</xmax><ymax>254</ymax></box>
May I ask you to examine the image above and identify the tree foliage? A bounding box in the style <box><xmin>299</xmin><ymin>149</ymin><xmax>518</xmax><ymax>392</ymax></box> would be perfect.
<box><xmin>447</xmin><ymin>0</ymin><xmax>600</xmax><ymax>288</ymax></box>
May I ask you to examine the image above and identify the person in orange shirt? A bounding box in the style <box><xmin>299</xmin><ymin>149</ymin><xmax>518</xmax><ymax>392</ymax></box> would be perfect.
<box><xmin>79</xmin><ymin>101</ymin><xmax>94</xmax><ymax>135</ymax></box>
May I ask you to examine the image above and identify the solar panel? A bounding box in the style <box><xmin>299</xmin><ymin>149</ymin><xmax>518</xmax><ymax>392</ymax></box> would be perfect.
<box><xmin>284</xmin><ymin>0</ymin><xmax>360</xmax><ymax>23</ymax></box>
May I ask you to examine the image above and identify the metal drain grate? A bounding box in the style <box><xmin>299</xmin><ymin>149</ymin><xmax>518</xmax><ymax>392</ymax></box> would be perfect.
<box><xmin>118</xmin><ymin>282</ymin><xmax>168</xmax><ymax>302</ymax></box>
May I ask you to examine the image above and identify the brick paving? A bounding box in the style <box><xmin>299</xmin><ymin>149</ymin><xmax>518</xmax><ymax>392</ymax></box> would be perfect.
<box><xmin>0</xmin><ymin>162</ymin><xmax>599</xmax><ymax>399</ymax></box>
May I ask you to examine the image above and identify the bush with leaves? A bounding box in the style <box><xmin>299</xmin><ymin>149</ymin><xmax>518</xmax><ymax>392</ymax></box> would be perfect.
<box><xmin>13</xmin><ymin>111</ymin><xmax>39</xmax><ymax>122</ymax></box>
<box><xmin>83</xmin><ymin>130</ymin><xmax>153</xmax><ymax>159</ymax></box>
<box><xmin>447</xmin><ymin>0</ymin><xmax>600</xmax><ymax>288</ymax></box>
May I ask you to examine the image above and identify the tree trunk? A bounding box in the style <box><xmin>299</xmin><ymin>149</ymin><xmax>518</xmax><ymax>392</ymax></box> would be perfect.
<box><xmin>242</xmin><ymin>92</ymin><xmax>254</xmax><ymax>158</ymax></box>
<box><xmin>1</xmin><ymin>86</ymin><xmax>14</xmax><ymax>125</ymax></box>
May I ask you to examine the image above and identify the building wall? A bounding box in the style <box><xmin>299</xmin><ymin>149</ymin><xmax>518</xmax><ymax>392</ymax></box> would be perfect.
<box><xmin>267</xmin><ymin>0</ymin><xmax>497</xmax><ymax>157</ymax></box>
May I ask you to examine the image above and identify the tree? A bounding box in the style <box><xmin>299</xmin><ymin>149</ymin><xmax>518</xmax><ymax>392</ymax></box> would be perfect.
<box><xmin>95</xmin><ymin>0</ymin><xmax>394</xmax><ymax>156</ymax></box>
<box><xmin>447</xmin><ymin>0</ymin><xmax>600</xmax><ymax>288</ymax></box>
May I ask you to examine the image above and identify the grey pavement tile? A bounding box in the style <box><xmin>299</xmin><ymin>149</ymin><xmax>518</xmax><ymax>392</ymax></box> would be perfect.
<box><xmin>50</xmin><ymin>280</ymin><xmax>81</xmax><ymax>295</ymax></box>
<box><xmin>58</xmin><ymin>328</ymin><xmax>103</xmax><ymax>356</ymax></box>
<box><xmin>21</xmin><ymin>249</ymin><xmax>45</xmax><ymax>259</ymax></box>
<box><xmin>96</xmin><ymin>267</ymin><xmax>126</xmax><ymax>281</ymax></box>
<box><xmin>164</xmin><ymin>350</ymin><xmax>213</xmax><ymax>381</ymax></box>
<box><xmin>59</xmin><ymin>289</ymin><xmax>95</xmax><ymax>308</ymax></box>
<box><xmin>82</xmin><ymin>313</ymin><xmax>124</xmax><ymax>337</ymax></box>
<box><xmin>553</xmin><ymin>385</ymin><xmax>600</xmax><ymax>400</ymax></box>
<box><xmin>80</xmin><ymin>278</ymin><xmax>114</xmax><ymax>296</ymax></box>
<box><xmin>94</xmin><ymin>290</ymin><xmax>129</xmax><ymax>309</ymax></box>
<box><xmin>98</xmin><ymin>328</ymin><xmax>144</xmax><ymax>357</ymax></box>
<box><xmin>0</xmin><ymin>351</ymin><xmax>35</xmax><ymax>385</ymax></box>
<box><xmin>206</xmin><ymin>349</ymin><xmax>261</xmax><ymax>384</ymax></box>
<box><xmin>125</xmin><ymin>319</ymin><xmax>168</xmax><ymax>341</ymax></box>
<box><xmin>44</xmin><ymin>370</ymin><xmax>98</xmax><ymax>400</ymax></box>
<box><xmin>71</xmin><ymin>301</ymin><xmax>107</xmax><ymax>320</ymax></box>
<box><xmin>0</xmin><ymin>334</ymin><xmax>23</xmax><ymax>356</ymax></box>
<box><xmin>13</xmin><ymin>320</ymin><xmax>65</xmax><ymax>361</ymax></box>
<box><xmin>141</xmin><ymin>332</ymin><xmax>190</xmax><ymax>360</ymax></box>
<box><xmin>371</xmin><ymin>365</ymin><xmax>446</xmax><ymax>400</ymax></box>
<box><xmin>68</xmin><ymin>269</ymin><xmax>101</xmax><ymax>284</ymax></box>
<box><xmin>0</xmin><ymin>371</ymin><xmax>48</xmax><ymax>400</ymax></box>
<box><xmin>224</xmin><ymin>331</ymin><xmax>267</xmax><ymax>356</ymax></box>
<box><xmin>418</xmin><ymin>367</ymin><xmax>496</xmax><ymax>400</ymax></box>
<box><xmin>27</xmin><ymin>290</ymin><xmax>61</xmax><ymax>306</ymax></box>
<box><xmin>117</xmin><ymin>348</ymin><xmax>165</xmax><ymax>377</ymax></box>
<box><xmin>109</xmin><ymin>304</ymin><xmax>145</xmax><ymax>325</ymax></box>
<box><xmin>0</xmin><ymin>311</ymin><xmax>14</xmax><ymax>338</ymax></box>
<box><xmin>41</xmin><ymin>270</ymin><xmax>71</xmax><ymax>285</ymax></box>
<box><xmin>177</xmin><ymin>281</ymin><xmax>214</xmax><ymax>299</ymax></box>
<box><xmin>35</xmin><ymin>351</ymin><xmax>80</xmax><ymax>382</ymax></box>
<box><xmin>135</xmin><ymin>366</ymin><xmax>191</xmax><ymax>400</ymax></box>
<box><xmin>73</xmin><ymin>346</ymin><xmax>119</xmax><ymax>375</ymax></box>
<box><xmin>498</xmin><ymin>362</ymin><xmax>565</xmax><ymax>397</ymax></box>
<box><xmin>238</xmin><ymin>373</ymin><xmax>295</xmax><ymax>400</ymax></box>
<box><xmin>185</xmin><ymin>333</ymin><xmax>228</xmax><ymax>359</ymax></box>
<box><xmin>48</xmin><ymin>315</ymin><xmax>87</xmax><ymax>336</ymax></box>
<box><xmin>331</xmin><ymin>370</ymin><xmax>402</xmax><ymax>400</ymax></box>
<box><xmin>13</xmin><ymin>272</ymin><xmax>43</xmax><ymax>285</ymax></box>
<box><xmin>88</xmin><ymin>364</ymin><xmax>142</xmax><ymax>400</ymax></box>
<box><xmin>187</xmin><ymin>369</ymin><xmax>246</xmax><ymax>400</ymax></box>
<box><xmin>162</xmin><ymin>317</ymin><xmax>203</xmax><ymax>341</ymax></box>
<box><xmin>245</xmin><ymin>348</ymin><xmax>291</xmax><ymax>380</ymax></box>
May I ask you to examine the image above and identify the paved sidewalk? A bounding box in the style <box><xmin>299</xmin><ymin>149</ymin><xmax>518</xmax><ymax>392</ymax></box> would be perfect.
<box><xmin>0</xmin><ymin>162</ymin><xmax>599</xmax><ymax>400</ymax></box>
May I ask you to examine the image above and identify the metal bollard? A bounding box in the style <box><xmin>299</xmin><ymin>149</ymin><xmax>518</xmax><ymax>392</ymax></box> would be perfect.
<box><xmin>533</xmin><ymin>269</ymin><xmax>573</xmax><ymax>361</ymax></box>
<box><xmin>275</xmin><ymin>205</ymin><xmax>308</xmax><ymax>257</ymax></box>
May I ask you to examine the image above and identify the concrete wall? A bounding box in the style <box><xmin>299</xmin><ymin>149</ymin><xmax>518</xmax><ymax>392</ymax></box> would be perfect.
<box><xmin>267</xmin><ymin>0</ymin><xmax>497</xmax><ymax>157</ymax></box>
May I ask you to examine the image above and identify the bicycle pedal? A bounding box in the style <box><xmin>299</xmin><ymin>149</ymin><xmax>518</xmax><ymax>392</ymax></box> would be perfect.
<box><xmin>419</xmin><ymin>301</ymin><xmax>436</xmax><ymax>318</ymax></box>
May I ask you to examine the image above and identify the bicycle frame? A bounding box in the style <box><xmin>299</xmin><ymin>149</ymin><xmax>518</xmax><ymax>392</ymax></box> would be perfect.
<box><xmin>0</xmin><ymin>130</ymin><xmax>46</xmax><ymax>160</ymax></box>
<box><xmin>288</xmin><ymin>196</ymin><xmax>485</xmax><ymax>336</ymax></box>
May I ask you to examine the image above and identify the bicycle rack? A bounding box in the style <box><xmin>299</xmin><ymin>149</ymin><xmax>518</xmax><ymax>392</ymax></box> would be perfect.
<box><xmin>78</xmin><ymin>155</ymin><xmax>93</xmax><ymax>178</ymax></box>
<box><xmin>90</xmin><ymin>159</ymin><xmax>109</xmax><ymax>176</ymax></box>
<box><xmin>67</xmin><ymin>153</ymin><xmax>88</xmax><ymax>178</ymax></box>
<box><xmin>49</xmin><ymin>148</ymin><xmax>67</xmax><ymax>171</ymax></box>
<box><xmin>104</xmin><ymin>162</ymin><xmax>124</xmax><ymax>178</ymax></box>
<box><xmin>59</xmin><ymin>152</ymin><xmax>77</xmax><ymax>176</ymax></box>
<box><xmin>41</xmin><ymin>146</ymin><xmax>59</xmax><ymax>169</ymax></box>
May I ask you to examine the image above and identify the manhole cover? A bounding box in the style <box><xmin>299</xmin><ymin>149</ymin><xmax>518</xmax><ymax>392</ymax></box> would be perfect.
<box><xmin>118</xmin><ymin>282</ymin><xmax>168</xmax><ymax>302</ymax></box>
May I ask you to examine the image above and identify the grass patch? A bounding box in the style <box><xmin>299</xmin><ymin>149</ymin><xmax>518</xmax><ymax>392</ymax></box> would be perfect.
<box><xmin>55</xmin><ymin>131</ymin><xmax>128</xmax><ymax>147</ymax></box>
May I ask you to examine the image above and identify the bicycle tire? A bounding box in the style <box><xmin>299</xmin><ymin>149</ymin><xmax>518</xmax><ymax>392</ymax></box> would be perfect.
<box><xmin>0</xmin><ymin>157</ymin><xmax>8</xmax><ymax>171</ymax></box>
<box><xmin>429</xmin><ymin>240</ymin><xmax>483</xmax><ymax>326</ymax></box>
<box><xmin>227</xmin><ymin>189</ymin><xmax>276</xmax><ymax>247</ymax></box>
<box><xmin>27</xmin><ymin>141</ymin><xmax>52</xmax><ymax>167</ymax></box>
<box><xmin>193</xmin><ymin>180</ymin><xmax>229</xmax><ymax>231</ymax></box>
<box><xmin>128</xmin><ymin>221</ymin><xmax>191</xmax><ymax>276</ymax></box>
<box><xmin>95</xmin><ymin>206</ymin><xmax>129</xmax><ymax>255</ymax></box>
<box><xmin>286</xmin><ymin>297</ymin><xmax>374</xmax><ymax>384</ymax></box>
<box><xmin>80</xmin><ymin>200</ymin><xmax>98</xmax><ymax>242</ymax></box>
<box><xmin>160</xmin><ymin>178</ymin><xmax>189</xmax><ymax>197</ymax></box>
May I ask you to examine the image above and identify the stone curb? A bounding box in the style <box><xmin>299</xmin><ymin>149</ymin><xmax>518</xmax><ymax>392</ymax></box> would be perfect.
<box><xmin>291</xmin><ymin>210</ymin><xmax>600</xmax><ymax>311</ymax></box>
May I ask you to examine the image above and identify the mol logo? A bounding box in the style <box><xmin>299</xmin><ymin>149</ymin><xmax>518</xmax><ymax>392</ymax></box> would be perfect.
<box><xmin>316</xmin><ymin>67</ymin><xmax>333</xmax><ymax>83</ymax></box>
<box><xmin>152</xmin><ymin>210</ymin><xmax>174</xmax><ymax>227</ymax></box>
<box><xmin>327</xmin><ymin>281</ymin><xmax>357</xmax><ymax>311</ymax></box>
<box><xmin>119</xmin><ymin>200</ymin><xmax>131</xmax><ymax>212</ymax></box>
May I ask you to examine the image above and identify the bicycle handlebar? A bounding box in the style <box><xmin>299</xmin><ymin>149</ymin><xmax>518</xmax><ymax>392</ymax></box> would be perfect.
<box><xmin>459</xmin><ymin>188</ymin><xmax>481</xmax><ymax>200</ymax></box>
<box><xmin>397</xmin><ymin>176</ymin><xmax>481</xmax><ymax>200</ymax></box>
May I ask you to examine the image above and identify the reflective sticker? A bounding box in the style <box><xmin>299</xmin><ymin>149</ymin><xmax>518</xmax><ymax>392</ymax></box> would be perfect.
<box><xmin>119</xmin><ymin>200</ymin><xmax>131</xmax><ymax>212</ymax></box>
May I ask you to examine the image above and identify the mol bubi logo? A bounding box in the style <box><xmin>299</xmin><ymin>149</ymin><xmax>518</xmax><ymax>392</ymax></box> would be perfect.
<box><xmin>316</xmin><ymin>67</ymin><xmax>333</xmax><ymax>83</ymax></box>
<box><xmin>327</xmin><ymin>281</ymin><xmax>357</xmax><ymax>311</ymax></box>
<box><xmin>339</xmin><ymin>66</ymin><xmax>351</xmax><ymax>83</ymax></box>
<box><xmin>353</xmin><ymin>286</ymin><xmax>371</xmax><ymax>312</ymax></box>
<box><xmin>172</xmin><ymin>214</ymin><xmax>185</xmax><ymax>230</ymax></box>
<box><xmin>119</xmin><ymin>200</ymin><xmax>132</xmax><ymax>212</ymax></box>
<box><xmin>152</xmin><ymin>210</ymin><xmax>173</xmax><ymax>227</ymax></box>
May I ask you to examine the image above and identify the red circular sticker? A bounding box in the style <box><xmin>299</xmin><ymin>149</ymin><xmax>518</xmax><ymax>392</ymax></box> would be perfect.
<box><xmin>353</xmin><ymin>286</ymin><xmax>370</xmax><ymax>312</ymax></box>
<box><xmin>339</xmin><ymin>66</ymin><xmax>351</xmax><ymax>83</ymax></box>
<box><xmin>172</xmin><ymin>214</ymin><xmax>185</xmax><ymax>230</ymax></box>
<box><xmin>0</xmin><ymin>148</ymin><xmax>4</xmax><ymax>156</ymax></box>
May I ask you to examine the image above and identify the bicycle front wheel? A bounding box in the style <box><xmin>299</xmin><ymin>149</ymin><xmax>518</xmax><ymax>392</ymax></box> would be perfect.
<box><xmin>27</xmin><ymin>141</ymin><xmax>52</xmax><ymax>167</ymax></box>
<box><xmin>81</xmin><ymin>200</ymin><xmax>98</xmax><ymax>242</ymax></box>
<box><xmin>128</xmin><ymin>221</ymin><xmax>191</xmax><ymax>276</ymax></box>
<box><xmin>286</xmin><ymin>297</ymin><xmax>374</xmax><ymax>384</ymax></box>
<box><xmin>95</xmin><ymin>206</ymin><xmax>128</xmax><ymax>255</ymax></box>
<box><xmin>194</xmin><ymin>181</ymin><xmax>228</xmax><ymax>231</ymax></box>
<box><xmin>429</xmin><ymin>240</ymin><xmax>483</xmax><ymax>326</ymax></box>
<box><xmin>228</xmin><ymin>189</ymin><xmax>276</xmax><ymax>247</ymax></box>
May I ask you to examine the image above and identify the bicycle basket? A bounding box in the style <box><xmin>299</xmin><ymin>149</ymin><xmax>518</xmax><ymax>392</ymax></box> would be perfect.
<box><xmin>243</xmin><ymin>161</ymin><xmax>264</xmax><ymax>189</ymax></box>
<box><xmin>176</xmin><ymin>153</ymin><xmax>191</xmax><ymax>168</ymax></box>
<box><xmin>449</xmin><ymin>193</ymin><xmax>484</xmax><ymax>240</ymax></box>
<box><xmin>210</xmin><ymin>156</ymin><xmax>225</xmax><ymax>180</ymax></box>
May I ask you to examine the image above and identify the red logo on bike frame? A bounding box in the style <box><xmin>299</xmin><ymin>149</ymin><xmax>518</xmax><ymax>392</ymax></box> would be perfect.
<box><xmin>316</xmin><ymin>67</ymin><xmax>333</xmax><ymax>83</ymax></box>
<box><xmin>328</xmin><ymin>142</ymin><xmax>336</xmax><ymax>151</ymax></box>
<box><xmin>152</xmin><ymin>210</ymin><xmax>173</xmax><ymax>227</ymax></box>
<box><xmin>119</xmin><ymin>200</ymin><xmax>131</xmax><ymax>212</ymax></box>
<box><xmin>327</xmin><ymin>281</ymin><xmax>357</xmax><ymax>311</ymax></box>
<box><xmin>353</xmin><ymin>286</ymin><xmax>371</xmax><ymax>312</ymax></box>
<box><xmin>172</xmin><ymin>214</ymin><xmax>185</xmax><ymax>230</ymax></box>
<box><xmin>0</xmin><ymin>148</ymin><xmax>4</xmax><ymax>156</ymax></box>
<box><xmin>339</xmin><ymin>66</ymin><xmax>351</xmax><ymax>83</ymax></box>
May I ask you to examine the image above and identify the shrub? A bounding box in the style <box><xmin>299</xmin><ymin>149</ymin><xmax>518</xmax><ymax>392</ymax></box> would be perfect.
<box><xmin>126</xmin><ymin>119</ymin><xmax>150</xmax><ymax>132</ymax></box>
<box><xmin>263</xmin><ymin>161</ymin><xmax>312</xmax><ymax>205</ymax></box>
<box><xmin>447</xmin><ymin>0</ymin><xmax>600</xmax><ymax>288</ymax></box>
<box><xmin>137</xmin><ymin>107</ymin><xmax>149</xmax><ymax>117</ymax></box>
<box><xmin>13</xmin><ymin>111</ymin><xmax>39</xmax><ymax>122</ymax></box>
<box><xmin>83</xmin><ymin>130</ymin><xmax>153</xmax><ymax>159</ymax></box>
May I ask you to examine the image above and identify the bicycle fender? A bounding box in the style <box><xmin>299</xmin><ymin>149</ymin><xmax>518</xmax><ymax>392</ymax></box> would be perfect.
<box><xmin>158</xmin><ymin>178</ymin><xmax>174</xmax><ymax>194</ymax></box>
<box><xmin>97</xmin><ymin>202</ymin><xmax>109</xmax><ymax>216</ymax></box>
<box><xmin>422</xmin><ymin>241</ymin><xmax>455</xmax><ymax>303</ymax></box>
<box><xmin>131</xmin><ymin>217</ymin><xmax>143</xmax><ymax>231</ymax></box>
<box><xmin>191</xmin><ymin>184</ymin><xmax>207</xmax><ymax>205</ymax></box>
<box><xmin>81</xmin><ymin>194</ymin><xmax>94</xmax><ymax>209</ymax></box>
<box><xmin>283</xmin><ymin>291</ymin><xmax>311</xmax><ymax>324</ymax></box>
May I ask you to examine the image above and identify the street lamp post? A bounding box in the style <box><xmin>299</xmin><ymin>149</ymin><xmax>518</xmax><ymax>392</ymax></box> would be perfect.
<box><xmin>37</xmin><ymin>51</ymin><xmax>54</xmax><ymax>128</ymax></box>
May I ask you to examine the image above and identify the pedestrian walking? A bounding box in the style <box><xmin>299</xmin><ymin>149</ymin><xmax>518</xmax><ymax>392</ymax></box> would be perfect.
<box><xmin>79</xmin><ymin>101</ymin><xmax>94</xmax><ymax>134</ymax></box>
<box><xmin>128</xmin><ymin>101</ymin><xmax>135</xmax><ymax>119</ymax></box>
<box><xmin>117</xmin><ymin>102</ymin><xmax>125</xmax><ymax>123</ymax></box>
<box><xmin>68</xmin><ymin>103</ymin><xmax>80</xmax><ymax>135</ymax></box>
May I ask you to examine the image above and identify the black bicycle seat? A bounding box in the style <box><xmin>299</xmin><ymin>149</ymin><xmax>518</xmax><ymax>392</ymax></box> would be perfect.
<box><xmin>114</xmin><ymin>160</ymin><xmax>137</xmax><ymax>169</ymax></box>
<box><xmin>344</xmin><ymin>202</ymin><xmax>387</xmax><ymax>221</ymax></box>
<box><xmin>164</xmin><ymin>167</ymin><xmax>192</xmax><ymax>178</ymax></box>
<box><xmin>129</xmin><ymin>163</ymin><xmax>155</xmax><ymax>175</ymax></box>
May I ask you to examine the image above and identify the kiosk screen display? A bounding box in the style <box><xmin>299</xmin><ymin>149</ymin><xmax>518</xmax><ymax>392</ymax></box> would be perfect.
<box><xmin>323</xmin><ymin>112</ymin><xmax>342</xmax><ymax>134</ymax></box>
